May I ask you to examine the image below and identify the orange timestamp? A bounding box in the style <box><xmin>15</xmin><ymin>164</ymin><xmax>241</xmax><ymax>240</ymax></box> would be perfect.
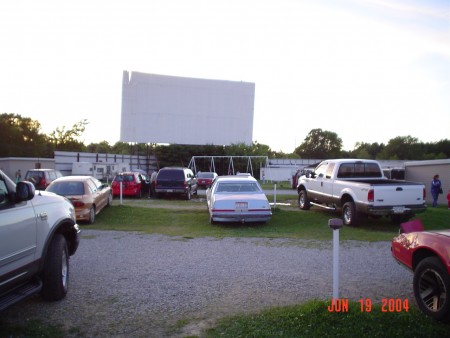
<box><xmin>327</xmin><ymin>298</ymin><xmax>410</xmax><ymax>313</ymax></box>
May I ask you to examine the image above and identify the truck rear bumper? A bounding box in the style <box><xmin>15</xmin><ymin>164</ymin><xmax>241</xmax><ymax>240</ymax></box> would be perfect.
<box><xmin>365</xmin><ymin>204</ymin><xmax>427</xmax><ymax>216</ymax></box>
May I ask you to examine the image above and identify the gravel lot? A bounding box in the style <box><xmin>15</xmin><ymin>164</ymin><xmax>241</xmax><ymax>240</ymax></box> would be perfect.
<box><xmin>2</xmin><ymin>230</ymin><xmax>413</xmax><ymax>337</ymax></box>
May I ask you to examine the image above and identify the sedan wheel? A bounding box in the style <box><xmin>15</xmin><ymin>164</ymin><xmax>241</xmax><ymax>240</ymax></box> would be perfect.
<box><xmin>88</xmin><ymin>206</ymin><xmax>96</xmax><ymax>224</ymax></box>
<box><xmin>413</xmin><ymin>257</ymin><xmax>450</xmax><ymax>322</ymax></box>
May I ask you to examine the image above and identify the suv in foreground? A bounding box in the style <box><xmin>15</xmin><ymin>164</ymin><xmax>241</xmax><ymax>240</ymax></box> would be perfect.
<box><xmin>24</xmin><ymin>169</ymin><xmax>63</xmax><ymax>190</ymax></box>
<box><xmin>0</xmin><ymin>169</ymin><xmax>80</xmax><ymax>311</ymax></box>
<box><xmin>155</xmin><ymin>167</ymin><xmax>198</xmax><ymax>200</ymax></box>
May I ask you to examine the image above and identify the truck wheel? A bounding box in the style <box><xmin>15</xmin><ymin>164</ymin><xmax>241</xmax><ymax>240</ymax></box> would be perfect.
<box><xmin>298</xmin><ymin>190</ymin><xmax>310</xmax><ymax>210</ymax></box>
<box><xmin>41</xmin><ymin>234</ymin><xmax>69</xmax><ymax>301</ymax></box>
<box><xmin>342</xmin><ymin>201</ymin><xmax>358</xmax><ymax>226</ymax></box>
<box><xmin>413</xmin><ymin>257</ymin><xmax>450</xmax><ymax>322</ymax></box>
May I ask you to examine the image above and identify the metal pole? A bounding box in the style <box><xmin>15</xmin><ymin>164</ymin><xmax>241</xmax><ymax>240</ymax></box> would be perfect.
<box><xmin>273</xmin><ymin>183</ymin><xmax>277</xmax><ymax>207</ymax></box>
<box><xmin>120</xmin><ymin>181</ymin><xmax>123</xmax><ymax>205</ymax></box>
<box><xmin>333</xmin><ymin>228</ymin><xmax>339</xmax><ymax>299</ymax></box>
<box><xmin>328</xmin><ymin>218</ymin><xmax>343</xmax><ymax>300</ymax></box>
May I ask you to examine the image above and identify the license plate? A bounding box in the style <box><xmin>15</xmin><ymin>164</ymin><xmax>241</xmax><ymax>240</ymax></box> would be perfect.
<box><xmin>235</xmin><ymin>202</ymin><xmax>248</xmax><ymax>210</ymax></box>
<box><xmin>166</xmin><ymin>189</ymin><xmax>173</xmax><ymax>193</ymax></box>
<box><xmin>393</xmin><ymin>206</ymin><xmax>405</xmax><ymax>214</ymax></box>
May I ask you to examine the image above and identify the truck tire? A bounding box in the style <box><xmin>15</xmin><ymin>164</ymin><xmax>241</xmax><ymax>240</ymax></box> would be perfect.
<box><xmin>342</xmin><ymin>201</ymin><xmax>358</xmax><ymax>226</ymax></box>
<box><xmin>41</xmin><ymin>234</ymin><xmax>69</xmax><ymax>301</ymax></box>
<box><xmin>413</xmin><ymin>257</ymin><xmax>450</xmax><ymax>322</ymax></box>
<box><xmin>298</xmin><ymin>190</ymin><xmax>310</xmax><ymax>210</ymax></box>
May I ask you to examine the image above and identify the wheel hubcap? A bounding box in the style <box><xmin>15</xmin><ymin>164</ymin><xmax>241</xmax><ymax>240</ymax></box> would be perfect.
<box><xmin>419</xmin><ymin>268</ymin><xmax>447</xmax><ymax>312</ymax></box>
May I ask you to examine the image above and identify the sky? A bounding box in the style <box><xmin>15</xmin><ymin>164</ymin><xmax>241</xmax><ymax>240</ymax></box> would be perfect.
<box><xmin>1</xmin><ymin>0</ymin><xmax>449</xmax><ymax>153</ymax></box>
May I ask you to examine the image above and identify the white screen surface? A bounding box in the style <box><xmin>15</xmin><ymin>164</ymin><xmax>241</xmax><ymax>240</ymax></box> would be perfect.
<box><xmin>120</xmin><ymin>71</ymin><xmax>255</xmax><ymax>145</ymax></box>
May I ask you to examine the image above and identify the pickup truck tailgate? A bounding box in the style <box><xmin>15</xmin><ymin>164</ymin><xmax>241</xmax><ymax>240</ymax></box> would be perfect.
<box><xmin>372</xmin><ymin>183</ymin><xmax>424</xmax><ymax>206</ymax></box>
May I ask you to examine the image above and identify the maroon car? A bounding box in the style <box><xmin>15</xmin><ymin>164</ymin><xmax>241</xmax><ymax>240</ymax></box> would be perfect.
<box><xmin>391</xmin><ymin>219</ymin><xmax>450</xmax><ymax>322</ymax></box>
<box><xmin>197</xmin><ymin>172</ymin><xmax>217</xmax><ymax>188</ymax></box>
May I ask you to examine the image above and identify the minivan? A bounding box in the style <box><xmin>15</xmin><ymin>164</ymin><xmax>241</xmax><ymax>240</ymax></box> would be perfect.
<box><xmin>155</xmin><ymin>167</ymin><xmax>197</xmax><ymax>200</ymax></box>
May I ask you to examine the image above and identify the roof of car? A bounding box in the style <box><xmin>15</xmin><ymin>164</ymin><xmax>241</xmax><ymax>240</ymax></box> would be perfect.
<box><xmin>27</xmin><ymin>169</ymin><xmax>59</xmax><ymax>172</ymax></box>
<box><xmin>52</xmin><ymin>175</ymin><xmax>96</xmax><ymax>182</ymax></box>
<box><xmin>215</xmin><ymin>174</ymin><xmax>256</xmax><ymax>182</ymax></box>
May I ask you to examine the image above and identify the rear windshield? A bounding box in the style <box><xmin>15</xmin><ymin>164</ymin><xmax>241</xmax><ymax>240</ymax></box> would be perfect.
<box><xmin>157</xmin><ymin>169</ymin><xmax>185</xmax><ymax>180</ymax></box>
<box><xmin>216</xmin><ymin>182</ymin><xmax>261</xmax><ymax>193</ymax></box>
<box><xmin>114</xmin><ymin>174</ymin><xmax>134</xmax><ymax>182</ymax></box>
<box><xmin>25</xmin><ymin>171</ymin><xmax>44</xmax><ymax>179</ymax></box>
<box><xmin>198</xmin><ymin>172</ymin><xmax>215</xmax><ymax>178</ymax></box>
<box><xmin>337</xmin><ymin>163</ymin><xmax>382</xmax><ymax>178</ymax></box>
<box><xmin>47</xmin><ymin>181</ymin><xmax>85</xmax><ymax>195</ymax></box>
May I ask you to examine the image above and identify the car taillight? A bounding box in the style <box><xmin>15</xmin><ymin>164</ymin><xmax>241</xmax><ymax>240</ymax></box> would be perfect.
<box><xmin>72</xmin><ymin>201</ymin><xmax>85</xmax><ymax>207</ymax></box>
<box><xmin>423</xmin><ymin>188</ymin><xmax>426</xmax><ymax>200</ymax></box>
<box><xmin>183</xmin><ymin>180</ymin><xmax>187</xmax><ymax>187</ymax></box>
<box><xmin>39</xmin><ymin>178</ymin><xmax>46</xmax><ymax>187</ymax></box>
<box><xmin>368</xmin><ymin>189</ymin><xmax>374</xmax><ymax>202</ymax></box>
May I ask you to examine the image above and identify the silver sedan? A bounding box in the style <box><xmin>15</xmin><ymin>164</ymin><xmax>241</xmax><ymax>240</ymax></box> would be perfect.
<box><xmin>206</xmin><ymin>174</ymin><xmax>272</xmax><ymax>224</ymax></box>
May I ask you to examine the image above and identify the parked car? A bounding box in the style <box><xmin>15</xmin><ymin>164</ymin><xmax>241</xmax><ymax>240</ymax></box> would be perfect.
<box><xmin>111</xmin><ymin>171</ymin><xmax>150</xmax><ymax>198</ymax></box>
<box><xmin>206</xmin><ymin>173</ymin><xmax>272</xmax><ymax>224</ymax></box>
<box><xmin>0</xmin><ymin>169</ymin><xmax>80</xmax><ymax>311</ymax></box>
<box><xmin>24</xmin><ymin>168</ymin><xmax>63</xmax><ymax>190</ymax></box>
<box><xmin>46</xmin><ymin>176</ymin><xmax>112</xmax><ymax>224</ymax></box>
<box><xmin>197</xmin><ymin>171</ymin><xmax>218</xmax><ymax>188</ymax></box>
<box><xmin>155</xmin><ymin>167</ymin><xmax>197</xmax><ymax>200</ymax></box>
<box><xmin>391</xmin><ymin>219</ymin><xmax>450</xmax><ymax>322</ymax></box>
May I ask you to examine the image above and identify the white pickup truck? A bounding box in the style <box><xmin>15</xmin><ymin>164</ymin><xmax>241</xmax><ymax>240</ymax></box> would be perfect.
<box><xmin>296</xmin><ymin>159</ymin><xmax>426</xmax><ymax>226</ymax></box>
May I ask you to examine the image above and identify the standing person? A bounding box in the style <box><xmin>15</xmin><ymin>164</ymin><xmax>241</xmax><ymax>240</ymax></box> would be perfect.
<box><xmin>430</xmin><ymin>174</ymin><xmax>442</xmax><ymax>207</ymax></box>
<box><xmin>15</xmin><ymin>169</ymin><xmax>21</xmax><ymax>183</ymax></box>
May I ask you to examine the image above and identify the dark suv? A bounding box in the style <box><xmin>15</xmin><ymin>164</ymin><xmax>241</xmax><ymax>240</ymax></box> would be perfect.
<box><xmin>155</xmin><ymin>167</ymin><xmax>198</xmax><ymax>200</ymax></box>
<box><xmin>24</xmin><ymin>169</ymin><xmax>63</xmax><ymax>190</ymax></box>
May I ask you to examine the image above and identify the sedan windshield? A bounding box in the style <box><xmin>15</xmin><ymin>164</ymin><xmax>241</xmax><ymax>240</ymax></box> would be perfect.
<box><xmin>216</xmin><ymin>182</ymin><xmax>261</xmax><ymax>193</ymax></box>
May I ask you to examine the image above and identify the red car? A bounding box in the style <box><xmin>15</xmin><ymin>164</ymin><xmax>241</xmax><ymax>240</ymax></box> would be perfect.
<box><xmin>197</xmin><ymin>172</ymin><xmax>217</xmax><ymax>188</ymax></box>
<box><xmin>111</xmin><ymin>172</ymin><xmax>150</xmax><ymax>198</ymax></box>
<box><xmin>391</xmin><ymin>219</ymin><xmax>450</xmax><ymax>322</ymax></box>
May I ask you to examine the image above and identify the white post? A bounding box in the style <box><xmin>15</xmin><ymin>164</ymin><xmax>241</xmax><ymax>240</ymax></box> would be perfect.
<box><xmin>328</xmin><ymin>218</ymin><xmax>343</xmax><ymax>300</ymax></box>
<box><xmin>120</xmin><ymin>181</ymin><xmax>123</xmax><ymax>205</ymax></box>
<box><xmin>333</xmin><ymin>228</ymin><xmax>339</xmax><ymax>299</ymax></box>
<box><xmin>273</xmin><ymin>183</ymin><xmax>277</xmax><ymax>207</ymax></box>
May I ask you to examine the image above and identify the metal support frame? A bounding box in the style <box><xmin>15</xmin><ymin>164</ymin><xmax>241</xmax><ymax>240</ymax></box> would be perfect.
<box><xmin>188</xmin><ymin>156</ymin><xmax>269</xmax><ymax>178</ymax></box>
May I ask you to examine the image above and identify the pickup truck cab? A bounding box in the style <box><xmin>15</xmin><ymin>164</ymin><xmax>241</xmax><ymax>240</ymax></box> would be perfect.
<box><xmin>0</xmin><ymin>169</ymin><xmax>80</xmax><ymax>311</ymax></box>
<box><xmin>297</xmin><ymin>159</ymin><xmax>426</xmax><ymax>226</ymax></box>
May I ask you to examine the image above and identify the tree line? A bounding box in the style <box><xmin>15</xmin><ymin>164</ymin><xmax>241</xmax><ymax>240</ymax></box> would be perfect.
<box><xmin>1</xmin><ymin>114</ymin><xmax>449</xmax><ymax>168</ymax></box>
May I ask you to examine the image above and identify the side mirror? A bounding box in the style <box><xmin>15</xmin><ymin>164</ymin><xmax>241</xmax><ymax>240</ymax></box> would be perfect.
<box><xmin>16</xmin><ymin>181</ymin><xmax>35</xmax><ymax>202</ymax></box>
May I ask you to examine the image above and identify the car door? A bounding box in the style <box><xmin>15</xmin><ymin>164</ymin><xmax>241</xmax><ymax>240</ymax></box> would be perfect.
<box><xmin>0</xmin><ymin>177</ymin><xmax>37</xmax><ymax>291</ymax></box>
<box><xmin>90</xmin><ymin>178</ymin><xmax>108</xmax><ymax>211</ymax></box>
<box><xmin>307</xmin><ymin>162</ymin><xmax>328</xmax><ymax>202</ymax></box>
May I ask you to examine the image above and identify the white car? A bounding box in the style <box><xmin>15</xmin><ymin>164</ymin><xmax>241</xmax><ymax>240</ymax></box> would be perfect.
<box><xmin>206</xmin><ymin>174</ymin><xmax>272</xmax><ymax>224</ymax></box>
